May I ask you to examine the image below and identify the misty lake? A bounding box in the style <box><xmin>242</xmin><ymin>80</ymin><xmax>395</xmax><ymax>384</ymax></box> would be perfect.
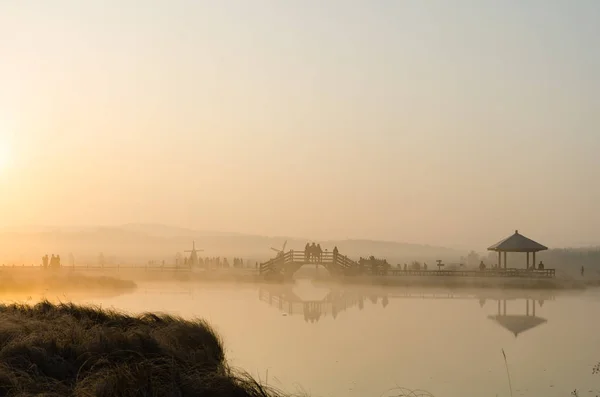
<box><xmin>8</xmin><ymin>280</ymin><xmax>600</xmax><ymax>397</ymax></box>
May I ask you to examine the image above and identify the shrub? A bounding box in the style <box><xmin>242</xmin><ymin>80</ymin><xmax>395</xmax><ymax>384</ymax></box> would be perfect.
<box><xmin>0</xmin><ymin>301</ymin><xmax>280</xmax><ymax>397</ymax></box>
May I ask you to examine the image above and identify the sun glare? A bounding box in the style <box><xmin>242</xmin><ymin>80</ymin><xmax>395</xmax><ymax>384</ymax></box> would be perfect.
<box><xmin>0</xmin><ymin>117</ymin><xmax>16</xmax><ymax>172</ymax></box>
<box><xmin>0</xmin><ymin>137</ymin><xmax>11</xmax><ymax>172</ymax></box>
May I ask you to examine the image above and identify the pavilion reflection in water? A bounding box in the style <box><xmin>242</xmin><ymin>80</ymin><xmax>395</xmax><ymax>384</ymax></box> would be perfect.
<box><xmin>259</xmin><ymin>285</ymin><xmax>553</xmax><ymax>333</ymax></box>
<box><xmin>487</xmin><ymin>297</ymin><xmax>548</xmax><ymax>337</ymax></box>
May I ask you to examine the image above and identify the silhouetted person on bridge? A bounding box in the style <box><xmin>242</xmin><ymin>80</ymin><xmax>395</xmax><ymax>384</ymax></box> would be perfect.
<box><xmin>316</xmin><ymin>244</ymin><xmax>323</xmax><ymax>262</ymax></box>
<box><xmin>370</xmin><ymin>257</ymin><xmax>378</xmax><ymax>275</ymax></box>
<box><xmin>333</xmin><ymin>246</ymin><xmax>339</xmax><ymax>263</ymax></box>
<box><xmin>538</xmin><ymin>261</ymin><xmax>544</xmax><ymax>270</ymax></box>
<box><xmin>310</xmin><ymin>243</ymin><xmax>317</xmax><ymax>262</ymax></box>
<box><xmin>382</xmin><ymin>260</ymin><xmax>390</xmax><ymax>275</ymax></box>
<box><xmin>304</xmin><ymin>243</ymin><xmax>310</xmax><ymax>262</ymax></box>
<box><xmin>358</xmin><ymin>258</ymin><xmax>365</xmax><ymax>273</ymax></box>
<box><xmin>42</xmin><ymin>255</ymin><xmax>48</xmax><ymax>268</ymax></box>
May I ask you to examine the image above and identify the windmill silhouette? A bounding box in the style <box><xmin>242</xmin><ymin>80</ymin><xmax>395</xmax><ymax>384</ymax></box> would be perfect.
<box><xmin>270</xmin><ymin>240</ymin><xmax>287</xmax><ymax>258</ymax></box>
<box><xmin>185</xmin><ymin>241</ymin><xmax>204</xmax><ymax>266</ymax></box>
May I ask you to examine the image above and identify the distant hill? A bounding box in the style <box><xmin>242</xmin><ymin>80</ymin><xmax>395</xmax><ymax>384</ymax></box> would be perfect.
<box><xmin>119</xmin><ymin>223</ymin><xmax>247</xmax><ymax>238</ymax></box>
<box><xmin>0</xmin><ymin>224</ymin><xmax>464</xmax><ymax>265</ymax></box>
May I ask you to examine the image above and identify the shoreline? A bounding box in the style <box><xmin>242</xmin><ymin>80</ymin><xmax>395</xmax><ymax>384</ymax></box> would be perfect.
<box><xmin>0</xmin><ymin>269</ymin><xmax>137</xmax><ymax>295</ymax></box>
<box><xmin>337</xmin><ymin>274</ymin><xmax>590</xmax><ymax>290</ymax></box>
<box><xmin>1</xmin><ymin>266</ymin><xmax>596</xmax><ymax>291</ymax></box>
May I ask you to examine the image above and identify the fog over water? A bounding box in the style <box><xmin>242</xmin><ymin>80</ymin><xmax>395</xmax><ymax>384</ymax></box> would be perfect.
<box><xmin>8</xmin><ymin>278</ymin><xmax>599</xmax><ymax>397</ymax></box>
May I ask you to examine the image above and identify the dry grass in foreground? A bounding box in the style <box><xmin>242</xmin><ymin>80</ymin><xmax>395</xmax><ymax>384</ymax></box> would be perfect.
<box><xmin>0</xmin><ymin>301</ymin><xmax>282</xmax><ymax>397</ymax></box>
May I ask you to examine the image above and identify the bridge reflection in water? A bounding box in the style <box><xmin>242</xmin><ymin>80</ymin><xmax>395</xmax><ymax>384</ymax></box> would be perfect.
<box><xmin>258</xmin><ymin>284</ymin><xmax>387</xmax><ymax>322</ymax></box>
<box><xmin>258</xmin><ymin>284</ymin><xmax>554</xmax><ymax>335</ymax></box>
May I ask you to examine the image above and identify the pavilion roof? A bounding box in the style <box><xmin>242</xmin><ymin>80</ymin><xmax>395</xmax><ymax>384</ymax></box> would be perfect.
<box><xmin>488</xmin><ymin>315</ymin><xmax>547</xmax><ymax>337</ymax></box>
<box><xmin>487</xmin><ymin>230</ymin><xmax>548</xmax><ymax>253</ymax></box>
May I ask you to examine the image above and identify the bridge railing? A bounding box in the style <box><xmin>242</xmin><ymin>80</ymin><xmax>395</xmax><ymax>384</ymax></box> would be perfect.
<box><xmin>387</xmin><ymin>268</ymin><xmax>556</xmax><ymax>279</ymax></box>
<box><xmin>259</xmin><ymin>250</ymin><xmax>556</xmax><ymax>279</ymax></box>
<box><xmin>259</xmin><ymin>251</ymin><xmax>296</xmax><ymax>274</ymax></box>
<box><xmin>290</xmin><ymin>250</ymin><xmax>335</xmax><ymax>263</ymax></box>
<box><xmin>334</xmin><ymin>254</ymin><xmax>358</xmax><ymax>271</ymax></box>
<box><xmin>259</xmin><ymin>250</ymin><xmax>359</xmax><ymax>275</ymax></box>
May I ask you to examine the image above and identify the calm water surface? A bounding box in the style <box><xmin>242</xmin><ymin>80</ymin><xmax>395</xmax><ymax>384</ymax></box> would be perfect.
<box><xmin>16</xmin><ymin>280</ymin><xmax>600</xmax><ymax>397</ymax></box>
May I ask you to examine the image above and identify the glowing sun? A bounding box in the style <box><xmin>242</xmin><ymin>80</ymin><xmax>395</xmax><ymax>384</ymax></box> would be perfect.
<box><xmin>0</xmin><ymin>137</ymin><xmax>11</xmax><ymax>171</ymax></box>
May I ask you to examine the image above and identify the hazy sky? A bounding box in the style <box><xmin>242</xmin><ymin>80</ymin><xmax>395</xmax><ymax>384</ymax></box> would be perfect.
<box><xmin>1</xmin><ymin>0</ymin><xmax>599</xmax><ymax>248</ymax></box>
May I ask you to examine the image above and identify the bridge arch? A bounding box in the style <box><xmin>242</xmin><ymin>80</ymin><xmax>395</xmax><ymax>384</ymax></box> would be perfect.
<box><xmin>259</xmin><ymin>250</ymin><xmax>358</xmax><ymax>279</ymax></box>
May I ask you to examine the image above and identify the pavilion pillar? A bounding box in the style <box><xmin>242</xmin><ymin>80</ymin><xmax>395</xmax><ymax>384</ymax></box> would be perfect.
<box><xmin>503</xmin><ymin>299</ymin><xmax>507</xmax><ymax>316</ymax></box>
<box><xmin>533</xmin><ymin>251</ymin><xmax>536</xmax><ymax>270</ymax></box>
<box><xmin>498</xmin><ymin>251</ymin><xmax>501</xmax><ymax>268</ymax></box>
<box><xmin>497</xmin><ymin>300</ymin><xmax>501</xmax><ymax>315</ymax></box>
<box><xmin>503</xmin><ymin>252</ymin><xmax>507</xmax><ymax>269</ymax></box>
<box><xmin>526</xmin><ymin>300</ymin><xmax>529</xmax><ymax>316</ymax></box>
<box><xmin>532</xmin><ymin>300</ymin><xmax>536</xmax><ymax>317</ymax></box>
<box><xmin>527</xmin><ymin>252</ymin><xmax>530</xmax><ymax>269</ymax></box>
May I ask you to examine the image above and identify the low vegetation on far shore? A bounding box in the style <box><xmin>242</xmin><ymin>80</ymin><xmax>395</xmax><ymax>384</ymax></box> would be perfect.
<box><xmin>0</xmin><ymin>271</ymin><xmax>136</xmax><ymax>296</ymax></box>
<box><xmin>0</xmin><ymin>301</ymin><xmax>282</xmax><ymax>396</ymax></box>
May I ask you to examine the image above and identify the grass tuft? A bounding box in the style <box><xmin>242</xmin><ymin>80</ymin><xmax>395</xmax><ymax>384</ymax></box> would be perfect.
<box><xmin>0</xmin><ymin>300</ymin><xmax>284</xmax><ymax>397</ymax></box>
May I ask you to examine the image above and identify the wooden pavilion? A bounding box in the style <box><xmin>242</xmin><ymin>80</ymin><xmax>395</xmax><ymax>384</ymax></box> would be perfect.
<box><xmin>488</xmin><ymin>230</ymin><xmax>548</xmax><ymax>269</ymax></box>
